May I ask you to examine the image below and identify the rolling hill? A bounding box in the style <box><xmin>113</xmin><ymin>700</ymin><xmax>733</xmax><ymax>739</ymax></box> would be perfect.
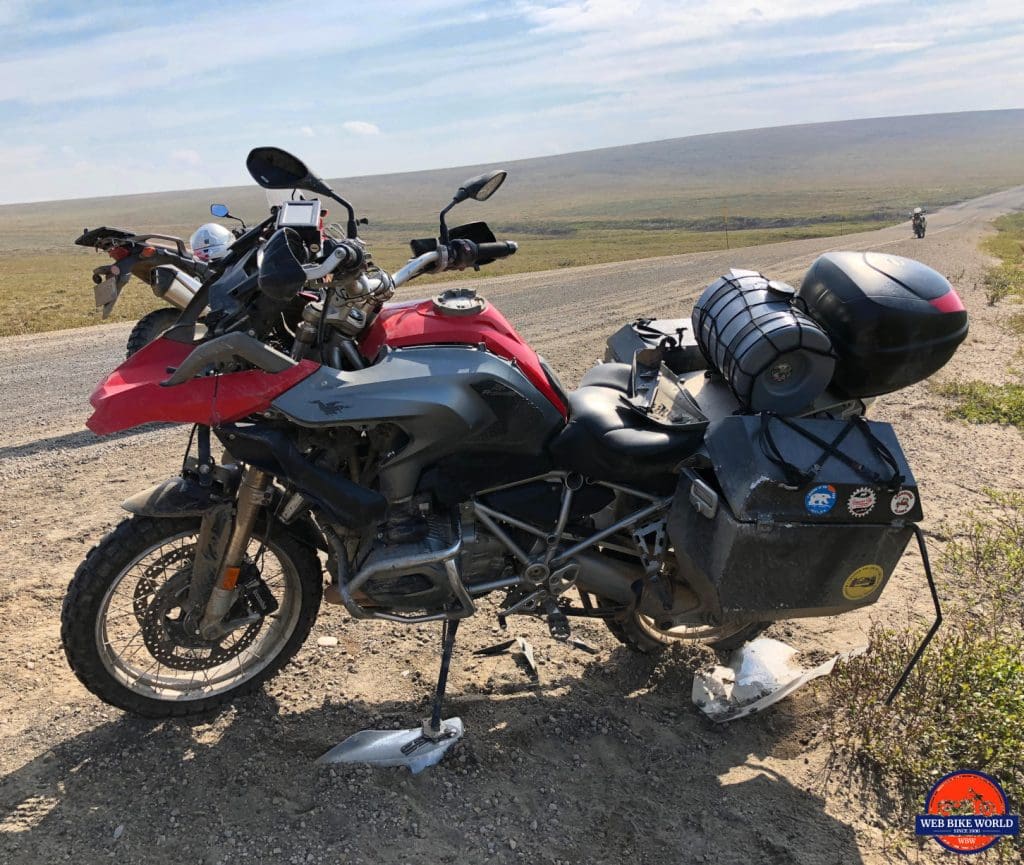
<box><xmin>2</xmin><ymin>109</ymin><xmax>1023</xmax><ymax>254</ymax></box>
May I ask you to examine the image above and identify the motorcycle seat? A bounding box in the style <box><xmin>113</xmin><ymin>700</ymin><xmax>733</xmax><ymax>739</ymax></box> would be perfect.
<box><xmin>548</xmin><ymin>385</ymin><xmax>705</xmax><ymax>486</ymax></box>
<box><xmin>579</xmin><ymin>362</ymin><xmax>631</xmax><ymax>392</ymax></box>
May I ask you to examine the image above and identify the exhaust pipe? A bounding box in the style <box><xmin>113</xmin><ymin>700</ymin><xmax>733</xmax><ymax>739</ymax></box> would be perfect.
<box><xmin>574</xmin><ymin>550</ymin><xmax>642</xmax><ymax>605</ymax></box>
<box><xmin>574</xmin><ymin>549</ymin><xmax>701</xmax><ymax>616</ymax></box>
<box><xmin>151</xmin><ymin>265</ymin><xmax>200</xmax><ymax>309</ymax></box>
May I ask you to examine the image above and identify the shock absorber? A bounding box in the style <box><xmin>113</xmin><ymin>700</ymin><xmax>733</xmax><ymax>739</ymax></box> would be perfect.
<box><xmin>199</xmin><ymin>467</ymin><xmax>271</xmax><ymax>639</ymax></box>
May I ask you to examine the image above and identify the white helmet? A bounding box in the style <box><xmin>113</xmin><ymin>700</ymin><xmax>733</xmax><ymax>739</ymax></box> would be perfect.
<box><xmin>189</xmin><ymin>223</ymin><xmax>234</xmax><ymax>262</ymax></box>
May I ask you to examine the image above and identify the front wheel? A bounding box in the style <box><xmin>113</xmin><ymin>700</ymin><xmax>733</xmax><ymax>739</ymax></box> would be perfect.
<box><xmin>126</xmin><ymin>307</ymin><xmax>181</xmax><ymax>357</ymax></box>
<box><xmin>61</xmin><ymin>515</ymin><xmax>322</xmax><ymax>718</ymax></box>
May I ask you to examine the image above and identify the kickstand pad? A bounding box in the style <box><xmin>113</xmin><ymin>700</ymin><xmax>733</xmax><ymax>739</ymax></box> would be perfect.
<box><xmin>316</xmin><ymin>718</ymin><xmax>464</xmax><ymax>774</ymax></box>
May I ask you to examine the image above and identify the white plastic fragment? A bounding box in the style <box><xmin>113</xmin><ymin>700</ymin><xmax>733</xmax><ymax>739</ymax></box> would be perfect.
<box><xmin>692</xmin><ymin>637</ymin><xmax>866</xmax><ymax>722</ymax></box>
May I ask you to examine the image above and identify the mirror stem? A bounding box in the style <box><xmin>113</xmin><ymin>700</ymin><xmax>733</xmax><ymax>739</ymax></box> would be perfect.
<box><xmin>439</xmin><ymin>199</ymin><xmax>457</xmax><ymax>244</ymax></box>
<box><xmin>329</xmin><ymin>193</ymin><xmax>358</xmax><ymax>239</ymax></box>
<box><xmin>308</xmin><ymin>179</ymin><xmax>359</xmax><ymax>239</ymax></box>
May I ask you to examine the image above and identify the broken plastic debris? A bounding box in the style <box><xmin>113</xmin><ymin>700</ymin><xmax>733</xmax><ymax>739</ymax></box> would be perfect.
<box><xmin>316</xmin><ymin>718</ymin><xmax>464</xmax><ymax>773</ymax></box>
<box><xmin>474</xmin><ymin>636</ymin><xmax>538</xmax><ymax>679</ymax></box>
<box><xmin>692</xmin><ymin>638</ymin><xmax>866</xmax><ymax>723</ymax></box>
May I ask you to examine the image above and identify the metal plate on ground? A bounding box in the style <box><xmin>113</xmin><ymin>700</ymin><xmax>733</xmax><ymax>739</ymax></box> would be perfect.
<box><xmin>316</xmin><ymin>718</ymin><xmax>464</xmax><ymax>774</ymax></box>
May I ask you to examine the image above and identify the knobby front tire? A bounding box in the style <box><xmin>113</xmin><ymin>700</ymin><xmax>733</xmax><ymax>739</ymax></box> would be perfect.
<box><xmin>61</xmin><ymin>515</ymin><xmax>322</xmax><ymax>718</ymax></box>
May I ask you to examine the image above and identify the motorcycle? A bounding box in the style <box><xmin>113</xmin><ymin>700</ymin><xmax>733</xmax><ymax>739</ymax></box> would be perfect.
<box><xmin>74</xmin><ymin>203</ymin><xmax>248</xmax><ymax>356</ymax></box>
<box><xmin>912</xmin><ymin>207</ymin><xmax>927</xmax><ymax>239</ymax></box>
<box><xmin>62</xmin><ymin>148</ymin><xmax>968</xmax><ymax>745</ymax></box>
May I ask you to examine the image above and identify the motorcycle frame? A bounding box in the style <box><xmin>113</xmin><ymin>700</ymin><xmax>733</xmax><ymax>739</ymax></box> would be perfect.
<box><xmin>326</xmin><ymin>469</ymin><xmax>672</xmax><ymax>625</ymax></box>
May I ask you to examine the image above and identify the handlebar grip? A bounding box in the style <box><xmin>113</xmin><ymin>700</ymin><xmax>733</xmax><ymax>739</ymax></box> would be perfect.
<box><xmin>476</xmin><ymin>241</ymin><xmax>518</xmax><ymax>260</ymax></box>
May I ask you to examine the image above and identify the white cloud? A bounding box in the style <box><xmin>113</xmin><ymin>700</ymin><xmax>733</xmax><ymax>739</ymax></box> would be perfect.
<box><xmin>171</xmin><ymin>148</ymin><xmax>201</xmax><ymax>167</ymax></box>
<box><xmin>343</xmin><ymin>121</ymin><xmax>381</xmax><ymax>136</ymax></box>
<box><xmin>1</xmin><ymin>0</ymin><xmax>1022</xmax><ymax>202</ymax></box>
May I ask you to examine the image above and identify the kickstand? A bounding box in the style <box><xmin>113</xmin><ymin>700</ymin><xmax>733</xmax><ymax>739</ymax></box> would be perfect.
<box><xmin>424</xmin><ymin>617</ymin><xmax>460</xmax><ymax>739</ymax></box>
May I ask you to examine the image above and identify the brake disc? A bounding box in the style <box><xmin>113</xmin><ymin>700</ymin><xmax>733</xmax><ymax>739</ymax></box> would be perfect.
<box><xmin>132</xmin><ymin>550</ymin><xmax>262</xmax><ymax>671</ymax></box>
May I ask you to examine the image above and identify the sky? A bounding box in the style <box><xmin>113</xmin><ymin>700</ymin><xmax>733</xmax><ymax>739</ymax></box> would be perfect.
<box><xmin>0</xmin><ymin>0</ymin><xmax>1022</xmax><ymax>204</ymax></box>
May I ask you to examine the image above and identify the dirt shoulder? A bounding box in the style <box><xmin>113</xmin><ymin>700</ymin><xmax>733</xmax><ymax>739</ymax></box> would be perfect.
<box><xmin>1</xmin><ymin>190</ymin><xmax>1022</xmax><ymax>865</ymax></box>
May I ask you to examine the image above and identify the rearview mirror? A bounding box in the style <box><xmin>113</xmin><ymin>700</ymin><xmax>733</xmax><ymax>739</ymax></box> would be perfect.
<box><xmin>454</xmin><ymin>170</ymin><xmax>507</xmax><ymax>204</ymax></box>
<box><xmin>210</xmin><ymin>203</ymin><xmax>230</xmax><ymax>218</ymax></box>
<box><xmin>246</xmin><ymin>146</ymin><xmax>360</xmax><ymax>239</ymax></box>
<box><xmin>440</xmin><ymin>169</ymin><xmax>508</xmax><ymax>243</ymax></box>
<box><xmin>246</xmin><ymin>147</ymin><xmax>313</xmax><ymax>190</ymax></box>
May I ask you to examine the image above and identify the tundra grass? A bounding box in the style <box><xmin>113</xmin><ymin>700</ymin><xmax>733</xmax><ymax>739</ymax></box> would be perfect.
<box><xmin>979</xmin><ymin>213</ymin><xmax>1024</xmax><ymax>305</ymax></box>
<box><xmin>0</xmin><ymin>249</ymin><xmax>165</xmax><ymax>337</ymax></box>
<box><xmin>0</xmin><ymin>219</ymin><xmax>889</xmax><ymax>337</ymax></box>
<box><xmin>937</xmin><ymin>379</ymin><xmax>1024</xmax><ymax>428</ymax></box>
<box><xmin>982</xmin><ymin>212</ymin><xmax>1024</xmax><ymax>265</ymax></box>
<box><xmin>941</xmin><ymin>212</ymin><xmax>1024</xmax><ymax>422</ymax></box>
<box><xmin>829</xmin><ymin>491</ymin><xmax>1024</xmax><ymax>862</ymax></box>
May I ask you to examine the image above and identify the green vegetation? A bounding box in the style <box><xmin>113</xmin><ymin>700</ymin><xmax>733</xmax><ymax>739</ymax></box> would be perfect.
<box><xmin>937</xmin><ymin>380</ymin><xmax>1024</xmax><ymax>428</ymax></box>
<box><xmin>829</xmin><ymin>493</ymin><xmax>1024</xmax><ymax>860</ymax></box>
<box><xmin>940</xmin><ymin>212</ymin><xmax>1024</xmax><ymax>425</ymax></box>
<box><xmin>0</xmin><ymin>249</ymin><xmax>165</xmax><ymax>337</ymax></box>
<box><xmin>982</xmin><ymin>263</ymin><xmax>1024</xmax><ymax>306</ymax></box>
<box><xmin>981</xmin><ymin>213</ymin><xmax>1024</xmax><ymax>306</ymax></box>
<box><xmin>982</xmin><ymin>212</ymin><xmax>1024</xmax><ymax>265</ymax></box>
<box><xmin>942</xmin><ymin>490</ymin><xmax>1024</xmax><ymax>633</ymax></box>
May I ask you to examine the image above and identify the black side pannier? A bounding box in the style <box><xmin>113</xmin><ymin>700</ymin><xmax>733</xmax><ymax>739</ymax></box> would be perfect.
<box><xmin>668</xmin><ymin>414</ymin><xmax>919</xmax><ymax>621</ymax></box>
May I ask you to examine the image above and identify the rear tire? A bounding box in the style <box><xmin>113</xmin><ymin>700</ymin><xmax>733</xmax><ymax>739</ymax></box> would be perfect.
<box><xmin>126</xmin><ymin>307</ymin><xmax>181</xmax><ymax>358</ymax></box>
<box><xmin>602</xmin><ymin>601</ymin><xmax>769</xmax><ymax>654</ymax></box>
<box><xmin>61</xmin><ymin>515</ymin><xmax>322</xmax><ymax>718</ymax></box>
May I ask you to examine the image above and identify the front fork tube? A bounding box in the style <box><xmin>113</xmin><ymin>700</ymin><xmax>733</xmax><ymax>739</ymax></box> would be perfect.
<box><xmin>198</xmin><ymin>467</ymin><xmax>271</xmax><ymax>639</ymax></box>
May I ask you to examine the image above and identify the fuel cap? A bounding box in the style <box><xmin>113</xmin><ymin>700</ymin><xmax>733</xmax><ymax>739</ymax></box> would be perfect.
<box><xmin>432</xmin><ymin>287</ymin><xmax>487</xmax><ymax>316</ymax></box>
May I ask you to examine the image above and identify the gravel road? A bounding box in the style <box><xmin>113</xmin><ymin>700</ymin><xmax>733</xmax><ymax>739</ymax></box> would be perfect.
<box><xmin>1</xmin><ymin>185</ymin><xmax>1023</xmax><ymax>865</ymax></box>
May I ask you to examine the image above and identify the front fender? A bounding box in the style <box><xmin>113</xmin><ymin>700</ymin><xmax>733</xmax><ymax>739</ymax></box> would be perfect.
<box><xmin>122</xmin><ymin>474</ymin><xmax>236</xmax><ymax>517</ymax></box>
<box><xmin>122</xmin><ymin>473</ymin><xmax>327</xmax><ymax>553</ymax></box>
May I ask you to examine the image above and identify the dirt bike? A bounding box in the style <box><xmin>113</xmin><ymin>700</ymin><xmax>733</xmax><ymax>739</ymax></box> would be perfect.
<box><xmin>913</xmin><ymin>210</ymin><xmax>927</xmax><ymax>238</ymax></box>
<box><xmin>62</xmin><ymin>148</ymin><xmax>967</xmax><ymax>744</ymax></box>
<box><xmin>74</xmin><ymin>203</ymin><xmax>247</xmax><ymax>356</ymax></box>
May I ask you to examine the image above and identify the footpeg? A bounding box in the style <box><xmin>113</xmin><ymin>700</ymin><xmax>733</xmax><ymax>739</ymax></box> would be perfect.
<box><xmin>545</xmin><ymin>599</ymin><xmax>571</xmax><ymax>641</ymax></box>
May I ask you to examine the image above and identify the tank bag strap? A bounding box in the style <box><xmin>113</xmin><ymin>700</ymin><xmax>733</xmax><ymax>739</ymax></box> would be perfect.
<box><xmin>633</xmin><ymin>319</ymin><xmax>680</xmax><ymax>349</ymax></box>
<box><xmin>758</xmin><ymin>414</ymin><xmax>904</xmax><ymax>489</ymax></box>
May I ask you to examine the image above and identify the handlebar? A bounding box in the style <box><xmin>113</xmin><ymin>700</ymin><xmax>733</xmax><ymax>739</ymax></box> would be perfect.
<box><xmin>448</xmin><ymin>238</ymin><xmax>517</xmax><ymax>270</ymax></box>
<box><xmin>390</xmin><ymin>239</ymin><xmax>516</xmax><ymax>287</ymax></box>
<box><xmin>301</xmin><ymin>240</ymin><xmax>363</xmax><ymax>280</ymax></box>
<box><xmin>474</xmin><ymin>241</ymin><xmax>518</xmax><ymax>260</ymax></box>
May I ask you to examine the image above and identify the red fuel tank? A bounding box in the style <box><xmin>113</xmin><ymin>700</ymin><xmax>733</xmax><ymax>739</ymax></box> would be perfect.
<box><xmin>360</xmin><ymin>293</ymin><xmax>567</xmax><ymax>417</ymax></box>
